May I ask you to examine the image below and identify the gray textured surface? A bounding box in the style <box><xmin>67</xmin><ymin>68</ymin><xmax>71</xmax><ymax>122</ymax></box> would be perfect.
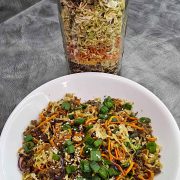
<box><xmin>0</xmin><ymin>0</ymin><xmax>41</xmax><ymax>23</ymax></box>
<box><xmin>0</xmin><ymin>0</ymin><xmax>180</xmax><ymax>133</ymax></box>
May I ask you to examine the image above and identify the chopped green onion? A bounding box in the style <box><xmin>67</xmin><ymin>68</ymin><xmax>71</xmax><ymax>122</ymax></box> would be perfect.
<box><xmin>139</xmin><ymin>117</ymin><xmax>151</xmax><ymax>123</ymax></box>
<box><xmin>82</xmin><ymin>104</ymin><xmax>87</xmax><ymax>109</ymax></box>
<box><xmin>98</xmin><ymin>114</ymin><xmax>107</xmax><ymax>119</ymax></box>
<box><xmin>75</xmin><ymin>104</ymin><xmax>87</xmax><ymax>110</ymax></box>
<box><xmin>100</xmin><ymin>106</ymin><xmax>109</xmax><ymax>114</ymax></box>
<box><xmin>93</xmin><ymin>139</ymin><xmax>102</xmax><ymax>147</ymax></box>
<box><xmin>103</xmin><ymin>97</ymin><xmax>114</xmax><ymax>109</ymax></box>
<box><xmin>98</xmin><ymin>167</ymin><xmax>108</xmax><ymax>179</ymax></box>
<box><xmin>68</xmin><ymin>114</ymin><xmax>74</xmax><ymax>120</ymax></box>
<box><xmin>66</xmin><ymin>165</ymin><xmax>77</xmax><ymax>174</ymax></box>
<box><xmin>74</xmin><ymin>118</ymin><xmax>85</xmax><ymax>125</ymax></box>
<box><xmin>92</xmin><ymin>175</ymin><xmax>101</xmax><ymax>180</ymax></box>
<box><xmin>80</xmin><ymin>173</ymin><xmax>91</xmax><ymax>179</ymax></box>
<box><xmin>61</xmin><ymin>101</ymin><xmax>71</xmax><ymax>110</ymax></box>
<box><xmin>67</xmin><ymin>145</ymin><xmax>75</xmax><ymax>154</ymax></box>
<box><xmin>24</xmin><ymin>135</ymin><xmax>33</xmax><ymax>142</ymax></box>
<box><xmin>102</xmin><ymin>158</ymin><xmax>111</xmax><ymax>165</ymax></box>
<box><xmin>62</xmin><ymin>124</ymin><xmax>71</xmax><ymax>130</ymax></box>
<box><xmin>130</xmin><ymin>132</ymin><xmax>138</xmax><ymax>138</ymax></box>
<box><xmin>23</xmin><ymin>145</ymin><xmax>30</xmax><ymax>153</ymax></box>
<box><xmin>124</xmin><ymin>142</ymin><xmax>130</xmax><ymax>148</ymax></box>
<box><xmin>65</xmin><ymin>140</ymin><xmax>73</xmax><ymax>146</ymax></box>
<box><xmin>108</xmin><ymin>167</ymin><xmax>120</xmax><ymax>176</ymax></box>
<box><xmin>85</xmin><ymin>134</ymin><xmax>95</xmax><ymax>145</ymax></box>
<box><xmin>83</xmin><ymin>144</ymin><xmax>93</xmax><ymax>155</ymax></box>
<box><xmin>66</xmin><ymin>166</ymin><xmax>72</xmax><ymax>174</ymax></box>
<box><xmin>26</xmin><ymin>142</ymin><xmax>34</xmax><ymax>149</ymax></box>
<box><xmin>52</xmin><ymin>153</ymin><xmax>60</xmax><ymax>161</ymax></box>
<box><xmin>85</xmin><ymin>125</ymin><xmax>93</xmax><ymax>132</ymax></box>
<box><xmin>90</xmin><ymin>150</ymin><xmax>102</xmax><ymax>162</ymax></box>
<box><xmin>104</xmin><ymin>96</ymin><xmax>112</xmax><ymax>101</ymax></box>
<box><xmin>73</xmin><ymin>126</ymin><xmax>79</xmax><ymax>131</ymax></box>
<box><xmin>80</xmin><ymin>160</ymin><xmax>91</xmax><ymax>173</ymax></box>
<box><xmin>77</xmin><ymin>177</ymin><xmax>85</xmax><ymax>180</ymax></box>
<box><xmin>146</xmin><ymin>142</ymin><xmax>157</xmax><ymax>154</ymax></box>
<box><xmin>122</xmin><ymin>103</ymin><xmax>132</xmax><ymax>110</ymax></box>
<box><xmin>104</xmin><ymin>101</ymin><xmax>113</xmax><ymax>109</ymax></box>
<box><xmin>23</xmin><ymin>142</ymin><xmax>35</xmax><ymax>153</ymax></box>
<box><xmin>90</xmin><ymin>161</ymin><xmax>100</xmax><ymax>173</ymax></box>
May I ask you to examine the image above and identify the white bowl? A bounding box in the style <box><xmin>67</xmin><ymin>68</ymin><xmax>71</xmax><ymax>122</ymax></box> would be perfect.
<box><xmin>0</xmin><ymin>72</ymin><xmax>180</xmax><ymax>180</ymax></box>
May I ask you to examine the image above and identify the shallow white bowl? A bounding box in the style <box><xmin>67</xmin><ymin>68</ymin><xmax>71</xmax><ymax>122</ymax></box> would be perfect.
<box><xmin>0</xmin><ymin>72</ymin><xmax>180</xmax><ymax>180</ymax></box>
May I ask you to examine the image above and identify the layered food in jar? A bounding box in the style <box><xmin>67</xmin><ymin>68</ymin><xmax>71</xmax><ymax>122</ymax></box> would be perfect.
<box><xmin>58</xmin><ymin>0</ymin><xmax>127</xmax><ymax>74</ymax></box>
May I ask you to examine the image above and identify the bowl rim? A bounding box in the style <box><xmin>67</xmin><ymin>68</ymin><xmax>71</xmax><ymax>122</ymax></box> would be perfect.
<box><xmin>0</xmin><ymin>72</ymin><xmax>180</xmax><ymax>179</ymax></box>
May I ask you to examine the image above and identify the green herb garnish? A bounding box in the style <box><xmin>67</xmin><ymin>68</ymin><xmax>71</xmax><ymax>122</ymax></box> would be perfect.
<box><xmin>61</xmin><ymin>101</ymin><xmax>71</xmax><ymax>110</ymax></box>
<box><xmin>52</xmin><ymin>153</ymin><xmax>60</xmax><ymax>161</ymax></box>
<box><xmin>146</xmin><ymin>142</ymin><xmax>157</xmax><ymax>154</ymax></box>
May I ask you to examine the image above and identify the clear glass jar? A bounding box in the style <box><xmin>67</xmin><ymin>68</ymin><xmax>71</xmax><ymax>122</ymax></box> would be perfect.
<box><xmin>58</xmin><ymin>0</ymin><xmax>128</xmax><ymax>74</ymax></box>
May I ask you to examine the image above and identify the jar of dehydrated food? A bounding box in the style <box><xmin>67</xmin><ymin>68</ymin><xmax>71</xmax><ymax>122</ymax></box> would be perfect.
<box><xmin>58</xmin><ymin>0</ymin><xmax>128</xmax><ymax>74</ymax></box>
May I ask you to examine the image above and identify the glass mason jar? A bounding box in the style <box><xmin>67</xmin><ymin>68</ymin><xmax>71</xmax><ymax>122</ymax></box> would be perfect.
<box><xmin>57</xmin><ymin>0</ymin><xmax>128</xmax><ymax>74</ymax></box>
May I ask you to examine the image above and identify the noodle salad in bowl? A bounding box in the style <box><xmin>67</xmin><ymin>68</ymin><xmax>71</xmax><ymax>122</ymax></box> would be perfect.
<box><xmin>18</xmin><ymin>94</ymin><xmax>161</xmax><ymax>180</ymax></box>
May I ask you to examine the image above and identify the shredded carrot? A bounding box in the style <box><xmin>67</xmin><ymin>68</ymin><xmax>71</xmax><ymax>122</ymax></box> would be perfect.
<box><xmin>38</xmin><ymin>164</ymin><xmax>46</xmax><ymax>171</ymax></box>
<box><xmin>42</xmin><ymin>128</ymin><xmax>47</xmax><ymax>133</ymax></box>
<box><xmin>147</xmin><ymin>170</ymin><xmax>154</xmax><ymax>180</ymax></box>
<box><xmin>127</xmin><ymin>116</ymin><xmax>138</xmax><ymax>124</ymax></box>
<box><xmin>107</xmin><ymin>141</ymin><xmax>122</xmax><ymax>161</ymax></box>
<box><xmin>74</xmin><ymin>132</ymin><xmax>83</xmax><ymax>137</ymax></box>
<box><xmin>102</xmin><ymin>154</ymin><xmax>109</xmax><ymax>159</ymax></box>
<box><xmin>105</xmin><ymin>119</ymin><xmax>109</xmax><ymax>127</ymax></box>
<box><xmin>126</xmin><ymin>123</ymin><xmax>144</xmax><ymax>131</ymax></box>
<box><xmin>111</xmin><ymin>152</ymin><xmax>120</xmax><ymax>161</ymax></box>
<box><xmin>110</xmin><ymin>143</ymin><xmax>121</xmax><ymax>161</ymax></box>
<box><xmin>85</xmin><ymin>117</ymin><xmax>97</xmax><ymax>125</ymax></box>
<box><xmin>104</xmin><ymin>123</ymin><xmax>112</xmax><ymax>135</ymax></box>
<box><xmin>125</xmin><ymin>161</ymin><xmax>134</xmax><ymax>175</ymax></box>
<box><xmin>147</xmin><ymin>137</ymin><xmax>157</xmax><ymax>142</ymax></box>
<box><xmin>75</xmin><ymin>142</ymin><xmax>83</xmax><ymax>147</ymax></box>
<box><xmin>37</xmin><ymin>114</ymin><xmax>58</xmax><ymax>128</ymax></box>
<box><xmin>138</xmin><ymin>175</ymin><xmax>145</xmax><ymax>180</ymax></box>
<box><xmin>115</xmin><ymin>148</ymin><xmax>119</xmax><ymax>158</ymax></box>
<box><xmin>128</xmin><ymin>116</ymin><xmax>138</xmax><ymax>121</ymax></box>
<box><xmin>36</xmin><ymin>143</ymin><xmax>50</xmax><ymax>153</ymax></box>
<box><xmin>39</xmin><ymin>113</ymin><xmax>46</xmax><ymax>121</ymax></box>
<box><xmin>109</xmin><ymin>121</ymin><xmax>122</xmax><ymax>125</ymax></box>
<box><xmin>50</xmin><ymin>137</ymin><xmax>55</xmax><ymax>147</ymax></box>
<box><xmin>63</xmin><ymin>134</ymin><xmax>71</xmax><ymax>140</ymax></box>
<box><xmin>33</xmin><ymin>137</ymin><xmax>39</xmax><ymax>143</ymax></box>
<box><xmin>133</xmin><ymin>162</ymin><xmax>139</xmax><ymax>168</ymax></box>
<box><xmin>116</xmin><ymin>148</ymin><xmax>125</xmax><ymax>160</ymax></box>
<box><xmin>80</xmin><ymin>145</ymin><xmax>85</xmax><ymax>157</ymax></box>
<box><xmin>74</xmin><ymin>112</ymin><xmax>78</xmax><ymax>119</ymax></box>
<box><xmin>116</xmin><ymin>175</ymin><xmax>123</xmax><ymax>180</ymax></box>
<box><xmin>57</xmin><ymin>109</ymin><xmax>67</xmax><ymax>115</ymax></box>
<box><xmin>108</xmin><ymin>138</ymin><xmax>113</xmax><ymax>161</ymax></box>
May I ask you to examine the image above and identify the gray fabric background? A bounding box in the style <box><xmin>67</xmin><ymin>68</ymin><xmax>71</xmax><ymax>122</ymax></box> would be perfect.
<box><xmin>0</xmin><ymin>0</ymin><xmax>41</xmax><ymax>23</ymax></box>
<box><xmin>0</xmin><ymin>0</ymin><xmax>180</xmax><ymax>134</ymax></box>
